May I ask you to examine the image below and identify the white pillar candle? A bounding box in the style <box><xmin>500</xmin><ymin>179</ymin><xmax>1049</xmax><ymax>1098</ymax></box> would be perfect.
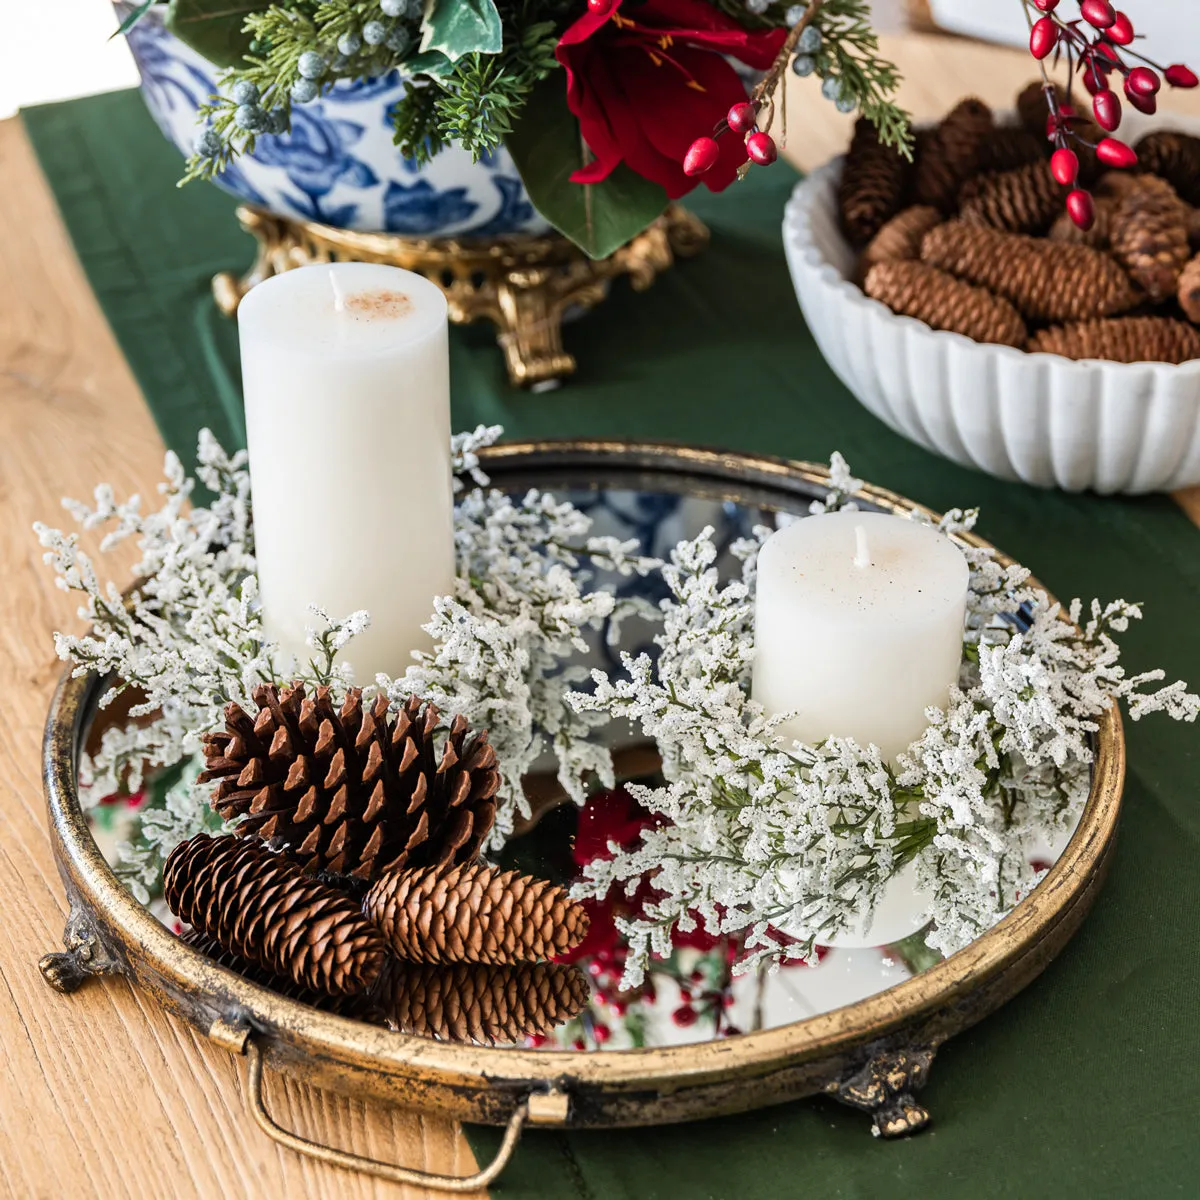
<box><xmin>751</xmin><ymin>509</ymin><xmax>969</xmax><ymax>949</ymax></box>
<box><xmin>238</xmin><ymin>262</ymin><xmax>455</xmax><ymax>683</ymax></box>
<box><xmin>751</xmin><ymin>510</ymin><xmax>969</xmax><ymax>761</ymax></box>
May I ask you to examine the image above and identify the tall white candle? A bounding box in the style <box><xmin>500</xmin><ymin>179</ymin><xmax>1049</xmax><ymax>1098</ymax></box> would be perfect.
<box><xmin>238</xmin><ymin>262</ymin><xmax>455</xmax><ymax>683</ymax></box>
<box><xmin>751</xmin><ymin>510</ymin><xmax>969</xmax><ymax>948</ymax></box>
<box><xmin>751</xmin><ymin>510</ymin><xmax>968</xmax><ymax>761</ymax></box>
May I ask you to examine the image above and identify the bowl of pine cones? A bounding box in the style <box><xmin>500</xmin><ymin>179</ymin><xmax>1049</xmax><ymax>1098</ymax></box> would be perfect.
<box><xmin>783</xmin><ymin>84</ymin><xmax>1200</xmax><ymax>494</ymax></box>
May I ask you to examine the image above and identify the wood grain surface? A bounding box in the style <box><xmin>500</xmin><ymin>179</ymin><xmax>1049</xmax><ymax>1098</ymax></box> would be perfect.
<box><xmin>1</xmin><ymin>28</ymin><xmax>1198</xmax><ymax>1198</ymax></box>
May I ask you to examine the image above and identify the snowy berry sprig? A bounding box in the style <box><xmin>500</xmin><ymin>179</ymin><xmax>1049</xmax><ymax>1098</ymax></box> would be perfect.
<box><xmin>1023</xmin><ymin>0</ymin><xmax>1198</xmax><ymax>230</ymax></box>
<box><xmin>683</xmin><ymin>0</ymin><xmax>913</xmax><ymax>183</ymax></box>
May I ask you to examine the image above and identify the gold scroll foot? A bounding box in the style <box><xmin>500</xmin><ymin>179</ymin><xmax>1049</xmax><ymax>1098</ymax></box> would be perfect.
<box><xmin>825</xmin><ymin>1042</ymin><xmax>937</xmax><ymax>1138</ymax></box>
<box><xmin>39</xmin><ymin>903</ymin><xmax>122</xmax><ymax>994</ymax></box>
<box><xmin>211</xmin><ymin>205</ymin><xmax>709</xmax><ymax>388</ymax></box>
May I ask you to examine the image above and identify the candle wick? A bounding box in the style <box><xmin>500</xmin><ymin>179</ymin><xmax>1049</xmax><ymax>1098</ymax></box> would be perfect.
<box><xmin>329</xmin><ymin>268</ymin><xmax>347</xmax><ymax>314</ymax></box>
<box><xmin>853</xmin><ymin>523</ymin><xmax>872</xmax><ymax>569</ymax></box>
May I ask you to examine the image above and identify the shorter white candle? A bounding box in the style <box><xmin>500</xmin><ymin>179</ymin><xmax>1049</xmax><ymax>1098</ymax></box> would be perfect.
<box><xmin>239</xmin><ymin>262</ymin><xmax>456</xmax><ymax>683</ymax></box>
<box><xmin>751</xmin><ymin>510</ymin><xmax>969</xmax><ymax>762</ymax></box>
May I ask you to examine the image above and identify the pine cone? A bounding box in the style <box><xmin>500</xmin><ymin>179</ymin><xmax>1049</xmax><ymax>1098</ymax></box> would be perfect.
<box><xmin>838</xmin><ymin>117</ymin><xmax>910</xmax><ymax>245</ymax></box>
<box><xmin>1189</xmin><ymin>206</ymin><xmax>1200</xmax><ymax>251</ymax></box>
<box><xmin>179</xmin><ymin>930</ymin><xmax>389</xmax><ymax>1021</ymax></box>
<box><xmin>1179</xmin><ymin>254</ymin><xmax>1200</xmax><ymax>323</ymax></box>
<box><xmin>921</xmin><ymin>220</ymin><xmax>1140</xmax><ymax>322</ymax></box>
<box><xmin>958</xmin><ymin>161</ymin><xmax>1066</xmax><ymax>234</ymax></box>
<box><xmin>376</xmin><ymin>961</ymin><xmax>590</xmax><ymax>1044</ymax></box>
<box><xmin>1016</xmin><ymin>80</ymin><xmax>1061</xmax><ymax>139</ymax></box>
<box><xmin>1028</xmin><ymin>316</ymin><xmax>1200</xmax><ymax>363</ymax></box>
<box><xmin>856</xmin><ymin>205</ymin><xmax>943</xmax><ymax>281</ymax></box>
<box><xmin>912</xmin><ymin>98</ymin><xmax>994</xmax><ymax>212</ymax></box>
<box><xmin>363</xmin><ymin>862</ymin><xmax>590</xmax><ymax>965</ymax></box>
<box><xmin>1134</xmin><ymin>132</ymin><xmax>1200</xmax><ymax>206</ymax></box>
<box><xmin>978</xmin><ymin>126</ymin><xmax>1048</xmax><ymax>174</ymax></box>
<box><xmin>200</xmin><ymin>685</ymin><xmax>499</xmax><ymax>883</ymax></box>
<box><xmin>1110</xmin><ymin>175</ymin><xmax>1190</xmax><ymax>303</ymax></box>
<box><xmin>863</xmin><ymin>260</ymin><xmax>1027</xmax><ymax>348</ymax></box>
<box><xmin>164</xmin><ymin>833</ymin><xmax>387</xmax><ymax>996</ymax></box>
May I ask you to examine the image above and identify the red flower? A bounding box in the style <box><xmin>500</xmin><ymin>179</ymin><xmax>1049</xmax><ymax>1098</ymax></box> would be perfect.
<box><xmin>556</xmin><ymin>0</ymin><xmax>787</xmax><ymax>199</ymax></box>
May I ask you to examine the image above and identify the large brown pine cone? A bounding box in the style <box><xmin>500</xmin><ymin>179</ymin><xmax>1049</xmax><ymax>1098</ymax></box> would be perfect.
<box><xmin>164</xmin><ymin>833</ymin><xmax>388</xmax><ymax>996</ymax></box>
<box><xmin>838</xmin><ymin>117</ymin><xmax>910</xmax><ymax>245</ymax></box>
<box><xmin>1028</xmin><ymin>317</ymin><xmax>1200</xmax><ymax>363</ymax></box>
<box><xmin>1110</xmin><ymin>176</ymin><xmax>1191</xmax><ymax>304</ymax></box>
<box><xmin>958</xmin><ymin>161</ymin><xmax>1066</xmax><ymax>234</ymax></box>
<box><xmin>921</xmin><ymin>220</ymin><xmax>1140</xmax><ymax>322</ymax></box>
<box><xmin>978</xmin><ymin>126</ymin><xmax>1048</xmax><ymax>174</ymax></box>
<box><xmin>1177</xmin><ymin>255</ymin><xmax>1200</xmax><ymax>323</ymax></box>
<box><xmin>1134</xmin><ymin>132</ymin><xmax>1200</xmax><ymax>206</ymax></box>
<box><xmin>376</xmin><ymin>961</ymin><xmax>591</xmax><ymax>1044</ymax></box>
<box><xmin>864</xmin><ymin>260</ymin><xmax>1027</xmax><ymax>348</ymax></box>
<box><xmin>200</xmin><ymin>685</ymin><xmax>499</xmax><ymax>883</ymax></box>
<box><xmin>913</xmin><ymin>98</ymin><xmax>994</xmax><ymax>213</ymax></box>
<box><xmin>363</xmin><ymin>862</ymin><xmax>590</xmax><ymax>965</ymax></box>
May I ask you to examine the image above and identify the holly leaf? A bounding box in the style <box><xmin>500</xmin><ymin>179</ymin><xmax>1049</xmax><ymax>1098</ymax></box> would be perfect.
<box><xmin>419</xmin><ymin>0</ymin><xmax>502</xmax><ymax>63</ymax></box>
<box><xmin>400</xmin><ymin>49</ymin><xmax>456</xmax><ymax>78</ymax></box>
<box><xmin>165</xmin><ymin>0</ymin><xmax>267</xmax><ymax>68</ymax></box>
<box><xmin>505</xmin><ymin>79</ymin><xmax>668</xmax><ymax>260</ymax></box>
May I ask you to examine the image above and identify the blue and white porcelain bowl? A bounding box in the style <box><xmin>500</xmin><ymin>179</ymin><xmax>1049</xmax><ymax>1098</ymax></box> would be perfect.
<box><xmin>118</xmin><ymin>3</ymin><xmax>550</xmax><ymax>236</ymax></box>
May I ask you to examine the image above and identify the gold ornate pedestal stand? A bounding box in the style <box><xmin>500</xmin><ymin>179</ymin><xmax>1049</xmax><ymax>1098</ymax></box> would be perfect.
<box><xmin>212</xmin><ymin>205</ymin><xmax>710</xmax><ymax>388</ymax></box>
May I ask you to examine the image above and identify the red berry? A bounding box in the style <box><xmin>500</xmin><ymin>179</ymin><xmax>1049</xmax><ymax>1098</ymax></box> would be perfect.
<box><xmin>587</xmin><ymin>0</ymin><xmax>616</xmax><ymax>12</ymax></box>
<box><xmin>683</xmin><ymin>136</ymin><xmax>720</xmax><ymax>177</ymax></box>
<box><xmin>527</xmin><ymin>1033</ymin><xmax>550</xmax><ymax>1048</ymax></box>
<box><xmin>1081</xmin><ymin>62</ymin><xmax>1107</xmax><ymax>96</ymax></box>
<box><xmin>1106</xmin><ymin>11</ymin><xmax>1134</xmax><ymax>44</ymax></box>
<box><xmin>1080</xmin><ymin>0</ymin><xmax>1115</xmax><ymax>29</ymax></box>
<box><xmin>1124</xmin><ymin>84</ymin><xmax>1157</xmax><ymax>115</ymax></box>
<box><xmin>672</xmin><ymin>1004</ymin><xmax>697</xmax><ymax>1027</ymax></box>
<box><xmin>1066</xmin><ymin>189</ymin><xmax>1096</xmax><ymax>231</ymax></box>
<box><xmin>592</xmin><ymin>1022</ymin><xmax>612</xmax><ymax>1044</ymax></box>
<box><xmin>1095</xmin><ymin>136</ymin><xmax>1137</xmax><ymax>168</ymax></box>
<box><xmin>722</xmin><ymin>1025</ymin><xmax>742</xmax><ymax>1038</ymax></box>
<box><xmin>1165</xmin><ymin>64</ymin><xmax>1200</xmax><ymax>89</ymax></box>
<box><xmin>745</xmin><ymin>131</ymin><xmax>777</xmax><ymax>166</ymax></box>
<box><xmin>1030</xmin><ymin>16</ymin><xmax>1057</xmax><ymax>60</ymax></box>
<box><xmin>727</xmin><ymin>102</ymin><xmax>756</xmax><ymax>134</ymax></box>
<box><xmin>1050</xmin><ymin>147</ymin><xmax>1079</xmax><ymax>185</ymax></box>
<box><xmin>1092</xmin><ymin>89</ymin><xmax>1121</xmax><ymax>130</ymax></box>
<box><xmin>1031</xmin><ymin>0</ymin><xmax>1058</xmax><ymax>9</ymax></box>
<box><xmin>572</xmin><ymin>1037</ymin><xmax>587</xmax><ymax>1050</ymax></box>
<box><xmin>1126</xmin><ymin>66</ymin><xmax>1161</xmax><ymax>95</ymax></box>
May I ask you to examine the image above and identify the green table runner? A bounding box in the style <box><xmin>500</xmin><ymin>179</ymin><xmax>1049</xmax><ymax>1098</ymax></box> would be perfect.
<box><xmin>24</xmin><ymin>90</ymin><xmax>1200</xmax><ymax>1199</ymax></box>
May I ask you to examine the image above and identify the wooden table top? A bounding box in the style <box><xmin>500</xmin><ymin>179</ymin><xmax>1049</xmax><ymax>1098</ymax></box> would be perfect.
<box><xmin>2</xmin><ymin>30</ymin><xmax>1197</xmax><ymax>1199</ymax></box>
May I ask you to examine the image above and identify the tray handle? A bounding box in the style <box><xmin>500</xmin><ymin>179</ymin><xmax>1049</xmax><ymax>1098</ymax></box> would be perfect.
<box><xmin>214</xmin><ymin>1021</ymin><xmax>564</xmax><ymax>1193</ymax></box>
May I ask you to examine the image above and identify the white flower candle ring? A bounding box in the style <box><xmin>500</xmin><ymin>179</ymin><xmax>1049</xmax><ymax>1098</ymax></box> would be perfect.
<box><xmin>238</xmin><ymin>262</ymin><xmax>456</xmax><ymax>683</ymax></box>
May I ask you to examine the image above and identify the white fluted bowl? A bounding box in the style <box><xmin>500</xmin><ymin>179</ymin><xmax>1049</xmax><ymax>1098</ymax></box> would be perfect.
<box><xmin>783</xmin><ymin>160</ymin><xmax>1200</xmax><ymax>494</ymax></box>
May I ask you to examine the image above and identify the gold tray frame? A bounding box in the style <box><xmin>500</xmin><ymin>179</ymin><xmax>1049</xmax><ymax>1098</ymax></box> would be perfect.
<box><xmin>37</xmin><ymin>441</ymin><xmax>1124</xmax><ymax>1189</ymax></box>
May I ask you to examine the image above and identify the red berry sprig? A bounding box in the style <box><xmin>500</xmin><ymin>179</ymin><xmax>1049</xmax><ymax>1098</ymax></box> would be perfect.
<box><xmin>1020</xmin><ymin>2</ymin><xmax>1196</xmax><ymax>228</ymax></box>
<box><xmin>683</xmin><ymin>100</ymin><xmax>779</xmax><ymax>179</ymax></box>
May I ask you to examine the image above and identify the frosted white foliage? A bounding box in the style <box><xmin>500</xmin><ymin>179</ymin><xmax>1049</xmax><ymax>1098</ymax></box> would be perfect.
<box><xmin>567</xmin><ymin>465</ymin><xmax>1198</xmax><ymax>987</ymax></box>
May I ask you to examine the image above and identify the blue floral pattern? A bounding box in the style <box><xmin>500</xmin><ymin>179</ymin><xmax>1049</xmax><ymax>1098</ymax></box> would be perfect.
<box><xmin>113</xmin><ymin>2</ymin><xmax>549</xmax><ymax>236</ymax></box>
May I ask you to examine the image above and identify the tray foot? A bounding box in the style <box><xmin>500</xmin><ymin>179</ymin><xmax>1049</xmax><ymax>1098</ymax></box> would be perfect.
<box><xmin>825</xmin><ymin>1041</ymin><xmax>937</xmax><ymax>1138</ymax></box>
<box><xmin>39</xmin><ymin>904</ymin><xmax>122</xmax><ymax>994</ymax></box>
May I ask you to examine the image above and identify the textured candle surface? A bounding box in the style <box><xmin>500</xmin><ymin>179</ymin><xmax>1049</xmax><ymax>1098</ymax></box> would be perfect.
<box><xmin>239</xmin><ymin>262</ymin><xmax>455</xmax><ymax>683</ymax></box>
<box><xmin>751</xmin><ymin>510</ymin><xmax>969</xmax><ymax>761</ymax></box>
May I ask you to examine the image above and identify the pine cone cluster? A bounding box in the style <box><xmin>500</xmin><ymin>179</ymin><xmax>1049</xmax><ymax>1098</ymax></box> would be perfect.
<box><xmin>842</xmin><ymin>81</ymin><xmax>1200</xmax><ymax>364</ymax></box>
<box><xmin>838</xmin><ymin>118</ymin><xmax>910</xmax><ymax>245</ymax></box>
<box><xmin>377</xmin><ymin>961</ymin><xmax>590</xmax><ymax>1044</ymax></box>
<box><xmin>364</xmin><ymin>862</ymin><xmax>590</xmax><ymax>965</ymax></box>
<box><xmin>200</xmin><ymin>684</ymin><xmax>499</xmax><ymax>883</ymax></box>
<box><xmin>165</xmin><ymin>833</ymin><xmax>388</xmax><ymax>996</ymax></box>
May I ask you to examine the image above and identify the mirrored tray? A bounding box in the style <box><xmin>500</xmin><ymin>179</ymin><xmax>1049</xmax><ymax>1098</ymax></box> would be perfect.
<box><xmin>39</xmin><ymin>441</ymin><xmax>1124</xmax><ymax>1190</ymax></box>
